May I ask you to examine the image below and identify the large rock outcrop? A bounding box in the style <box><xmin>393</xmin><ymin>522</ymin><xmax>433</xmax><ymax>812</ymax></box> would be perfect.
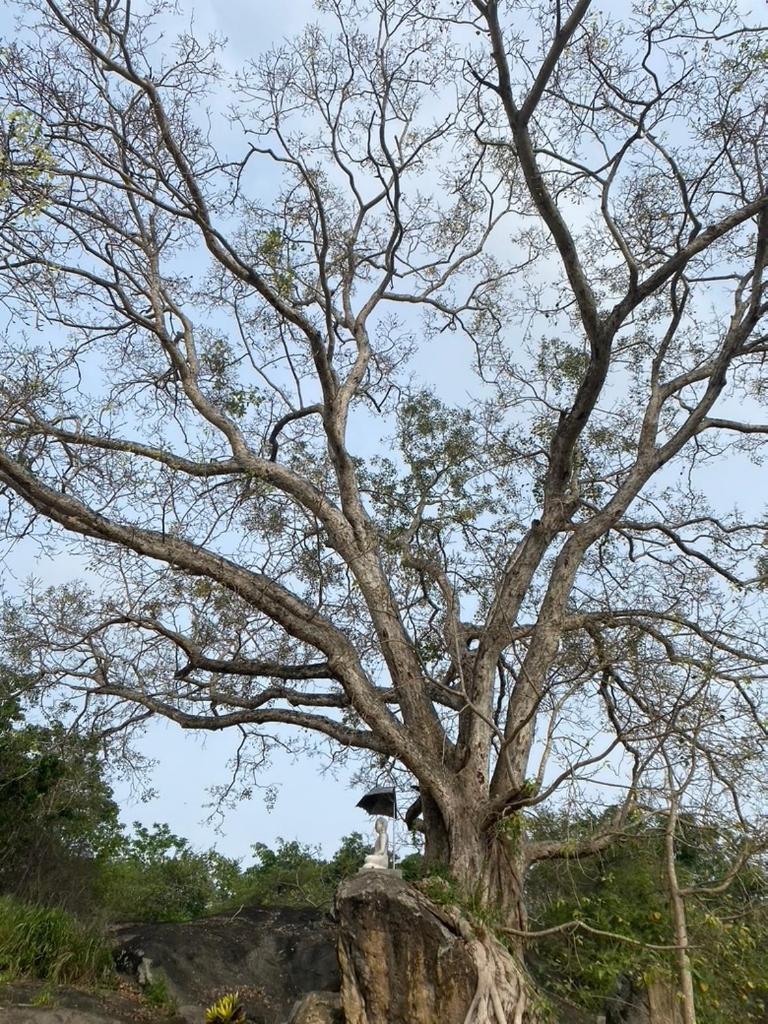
<box><xmin>0</xmin><ymin>1012</ymin><xmax>121</xmax><ymax>1024</ymax></box>
<box><xmin>336</xmin><ymin>871</ymin><xmax>533</xmax><ymax>1024</ymax></box>
<box><xmin>112</xmin><ymin>905</ymin><xmax>339</xmax><ymax>1024</ymax></box>
<box><xmin>0</xmin><ymin>889</ymin><xmax>685</xmax><ymax>1024</ymax></box>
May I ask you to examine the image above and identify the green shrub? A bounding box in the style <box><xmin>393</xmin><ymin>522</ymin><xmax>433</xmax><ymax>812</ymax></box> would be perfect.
<box><xmin>0</xmin><ymin>895</ymin><xmax>114</xmax><ymax>985</ymax></box>
<box><xmin>30</xmin><ymin>987</ymin><xmax>55</xmax><ymax>1007</ymax></box>
<box><xmin>98</xmin><ymin>855</ymin><xmax>216</xmax><ymax>923</ymax></box>
<box><xmin>205</xmin><ymin>991</ymin><xmax>245</xmax><ymax>1023</ymax></box>
<box><xmin>399</xmin><ymin>851</ymin><xmax>424</xmax><ymax>882</ymax></box>
<box><xmin>220</xmin><ymin>833</ymin><xmax>368</xmax><ymax>912</ymax></box>
<box><xmin>96</xmin><ymin>823</ymin><xmax>226</xmax><ymax>923</ymax></box>
<box><xmin>141</xmin><ymin>974</ymin><xmax>177</xmax><ymax>1013</ymax></box>
<box><xmin>526</xmin><ymin>814</ymin><xmax>768</xmax><ymax>1024</ymax></box>
<box><xmin>0</xmin><ymin>669</ymin><xmax>122</xmax><ymax>913</ymax></box>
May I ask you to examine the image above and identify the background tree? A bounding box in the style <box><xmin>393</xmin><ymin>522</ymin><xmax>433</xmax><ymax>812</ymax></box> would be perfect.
<box><xmin>220</xmin><ymin>832</ymin><xmax>367</xmax><ymax>910</ymax></box>
<box><xmin>0</xmin><ymin>665</ymin><xmax>122</xmax><ymax>909</ymax></box>
<box><xmin>527</xmin><ymin>811</ymin><xmax>768</xmax><ymax>1024</ymax></box>
<box><xmin>96</xmin><ymin>821</ymin><xmax>237</xmax><ymax>923</ymax></box>
<box><xmin>0</xmin><ymin>0</ymin><xmax>767</xmax><ymax>1017</ymax></box>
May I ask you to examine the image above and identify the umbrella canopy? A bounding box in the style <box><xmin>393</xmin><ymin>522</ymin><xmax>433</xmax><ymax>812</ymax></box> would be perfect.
<box><xmin>356</xmin><ymin>786</ymin><xmax>397</xmax><ymax>818</ymax></box>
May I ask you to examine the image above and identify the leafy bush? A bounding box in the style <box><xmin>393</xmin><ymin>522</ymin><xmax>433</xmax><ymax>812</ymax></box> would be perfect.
<box><xmin>141</xmin><ymin>974</ymin><xmax>177</xmax><ymax>1013</ymax></box>
<box><xmin>227</xmin><ymin>839</ymin><xmax>335</xmax><ymax>910</ymax></box>
<box><xmin>222</xmin><ymin>832</ymin><xmax>368</xmax><ymax>911</ymax></box>
<box><xmin>0</xmin><ymin>676</ymin><xmax>374</xmax><ymax>926</ymax></box>
<box><xmin>526</xmin><ymin>814</ymin><xmax>768</xmax><ymax>1024</ymax></box>
<box><xmin>97</xmin><ymin>823</ymin><xmax>231</xmax><ymax>923</ymax></box>
<box><xmin>399</xmin><ymin>851</ymin><xmax>425</xmax><ymax>882</ymax></box>
<box><xmin>0</xmin><ymin>668</ymin><xmax>122</xmax><ymax>911</ymax></box>
<box><xmin>0</xmin><ymin>895</ymin><xmax>114</xmax><ymax>985</ymax></box>
<box><xmin>205</xmin><ymin>991</ymin><xmax>245</xmax><ymax>1023</ymax></box>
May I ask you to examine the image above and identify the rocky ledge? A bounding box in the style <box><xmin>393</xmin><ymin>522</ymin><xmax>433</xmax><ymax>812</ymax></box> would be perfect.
<box><xmin>112</xmin><ymin>905</ymin><xmax>339</xmax><ymax>1024</ymax></box>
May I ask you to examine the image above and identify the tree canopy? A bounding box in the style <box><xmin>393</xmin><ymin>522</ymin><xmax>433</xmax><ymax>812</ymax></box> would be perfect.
<box><xmin>0</xmin><ymin>0</ymin><xmax>765</xmax><ymax>978</ymax></box>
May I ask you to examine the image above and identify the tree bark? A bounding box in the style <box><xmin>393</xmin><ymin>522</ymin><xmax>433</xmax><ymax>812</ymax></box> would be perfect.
<box><xmin>421</xmin><ymin>789</ymin><xmax>451</xmax><ymax>869</ymax></box>
<box><xmin>421</xmin><ymin>784</ymin><xmax>529</xmax><ymax>935</ymax></box>
<box><xmin>447</xmin><ymin>821</ymin><xmax>527</xmax><ymax>936</ymax></box>
<box><xmin>664</xmin><ymin>789</ymin><xmax>697</xmax><ymax>1024</ymax></box>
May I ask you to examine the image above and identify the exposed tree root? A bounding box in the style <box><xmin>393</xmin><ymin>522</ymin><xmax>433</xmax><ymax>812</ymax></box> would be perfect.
<box><xmin>452</xmin><ymin>915</ymin><xmax>534</xmax><ymax>1024</ymax></box>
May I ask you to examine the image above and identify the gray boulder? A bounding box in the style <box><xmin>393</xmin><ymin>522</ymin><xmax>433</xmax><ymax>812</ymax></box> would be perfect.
<box><xmin>284</xmin><ymin>991</ymin><xmax>343</xmax><ymax>1024</ymax></box>
<box><xmin>0</xmin><ymin>1013</ymin><xmax>114</xmax><ymax>1024</ymax></box>
<box><xmin>0</xmin><ymin>980</ymin><xmax>186</xmax><ymax>1023</ymax></box>
<box><xmin>112</xmin><ymin>906</ymin><xmax>339</xmax><ymax>1024</ymax></box>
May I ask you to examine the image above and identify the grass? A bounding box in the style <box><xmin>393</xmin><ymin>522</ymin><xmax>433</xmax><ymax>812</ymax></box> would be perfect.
<box><xmin>30</xmin><ymin>987</ymin><xmax>55</xmax><ymax>1007</ymax></box>
<box><xmin>0</xmin><ymin>895</ymin><xmax>114</xmax><ymax>986</ymax></box>
<box><xmin>141</xmin><ymin>974</ymin><xmax>177</xmax><ymax>1015</ymax></box>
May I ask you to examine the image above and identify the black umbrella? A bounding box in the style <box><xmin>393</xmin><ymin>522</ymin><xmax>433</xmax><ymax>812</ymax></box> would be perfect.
<box><xmin>356</xmin><ymin>786</ymin><xmax>397</xmax><ymax>818</ymax></box>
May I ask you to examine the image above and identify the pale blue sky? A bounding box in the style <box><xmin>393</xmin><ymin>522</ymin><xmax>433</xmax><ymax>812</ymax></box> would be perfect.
<box><xmin>0</xmin><ymin>0</ymin><xmax>388</xmax><ymax>865</ymax></box>
<box><xmin>1</xmin><ymin>0</ymin><xmax>766</xmax><ymax>868</ymax></box>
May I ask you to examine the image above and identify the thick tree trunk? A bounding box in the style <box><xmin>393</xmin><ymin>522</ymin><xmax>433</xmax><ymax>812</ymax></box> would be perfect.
<box><xmin>446</xmin><ymin>821</ymin><xmax>528</xmax><ymax>935</ymax></box>
<box><xmin>406</xmin><ymin>791</ymin><xmax>540</xmax><ymax>1022</ymax></box>
<box><xmin>423</xmin><ymin>787</ymin><xmax>528</xmax><ymax>934</ymax></box>
<box><xmin>421</xmin><ymin>789</ymin><xmax>451</xmax><ymax>867</ymax></box>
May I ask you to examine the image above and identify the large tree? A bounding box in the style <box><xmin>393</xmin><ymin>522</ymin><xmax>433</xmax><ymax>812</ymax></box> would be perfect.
<box><xmin>0</xmin><ymin>0</ymin><xmax>767</xmax><ymax>1015</ymax></box>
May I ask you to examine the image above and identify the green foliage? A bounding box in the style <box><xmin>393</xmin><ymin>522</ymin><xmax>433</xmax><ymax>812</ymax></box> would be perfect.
<box><xmin>0</xmin><ymin>107</ymin><xmax>55</xmax><ymax>216</ymax></box>
<box><xmin>205</xmin><ymin>991</ymin><xmax>245</xmax><ymax>1023</ymax></box>
<box><xmin>399</xmin><ymin>851</ymin><xmax>425</xmax><ymax>882</ymax></box>
<box><xmin>526</xmin><ymin>815</ymin><xmax>768</xmax><ymax>1023</ymax></box>
<box><xmin>258</xmin><ymin>227</ymin><xmax>296</xmax><ymax>298</ymax></box>
<box><xmin>97</xmin><ymin>827</ymin><xmax>368</xmax><ymax>922</ymax></box>
<box><xmin>417</xmin><ymin>871</ymin><xmax>460</xmax><ymax>908</ymax></box>
<box><xmin>0</xmin><ymin>687</ymin><xmax>371</xmax><ymax>926</ymax></box>
<box><xmin>362</xmin><ymin>390</ymin><xmax>498</xmax><ymax>561</ymax></box>
<box><xmin>29</xmin><ymin>987</ymin><xmax>55</xmax><ymax>1007</ymax></box>
<box><xmin>223</xmin><ymin>832</ymin><xmax>367</xmax><ymax>911</ymax></box>
<box><xmin>755</xmin><ymin>552</ymin><xmax>768</xmax><ymax>588</ymax></box>
<box><xmin>232</xmin><ymin>839</ymin><xmax>328</xmax><ymax>909</ymax></box>
<box><xmin>97</xmin><ymin>823</ymin><xmax>234</xmax><ymax>923</ymax></box>
<box><xmin>327</xmin><ymin>832</ymin><xmax>368</xmax><ymax>882</ymax></box>
<box><xmin>528</xmin><ymin>842</ymin><xmax>669</xmax><ymax>1006</ymax></box>
<box><xmin>0</xmin><ymin>669</ymin><xmax>122</xmax><ymax>908</ymax></box>
<box><xmin>0</xmin><ymin>895</ymin><xmax>114</xmax><ymax>986</ymax></box>
<box><xmin>141</xmin><ymin>974</ymin><xmax>177</xmax><ymax>1014</ymax></box>
<box><xmin>536</xmin><ymin>338</ymin><xmax>589</xmax><ymax>398</ymax></box>
<box><xmin>0</xmin><ymin>675</ymin><xmax>244</xmax><ymax>925</ymax></box>
<box><xmin>416</xmin><ymin>864</ymin><xmax>505</xmax><ymax>931</ymax></box>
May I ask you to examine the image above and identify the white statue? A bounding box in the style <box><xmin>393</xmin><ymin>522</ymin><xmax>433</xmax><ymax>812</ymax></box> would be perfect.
<box><xmin>361</xmin><ymin>816</ymin><xmax>389</xmax><ymax>870</ymax></box>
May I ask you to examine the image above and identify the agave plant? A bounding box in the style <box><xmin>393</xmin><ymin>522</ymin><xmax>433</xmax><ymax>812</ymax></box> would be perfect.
<box><xmin>204</xmin><ymin>992</ymin><xmax>245</xmax><ymax>1024</ymax></box>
